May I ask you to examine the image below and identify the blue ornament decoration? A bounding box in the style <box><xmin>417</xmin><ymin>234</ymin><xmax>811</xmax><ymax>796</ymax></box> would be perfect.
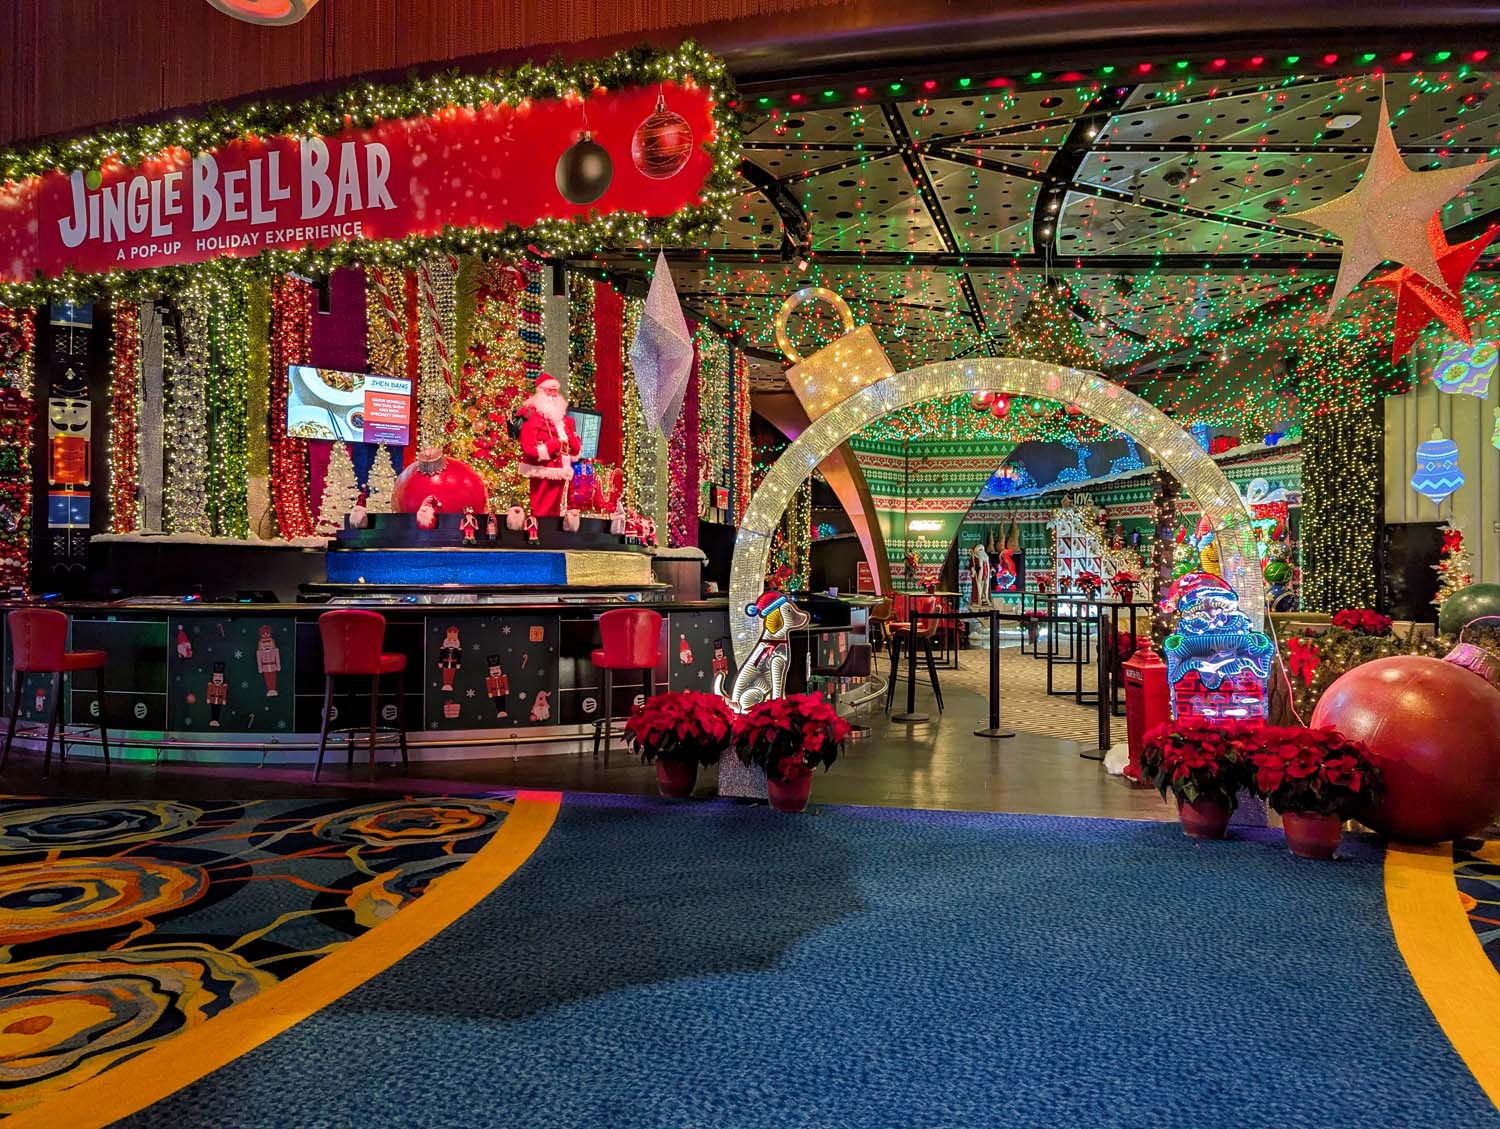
<box><xmin>1410</xmin><ymin>427</ymin><xmax>1465</xmax><ymax>507</ymax></box>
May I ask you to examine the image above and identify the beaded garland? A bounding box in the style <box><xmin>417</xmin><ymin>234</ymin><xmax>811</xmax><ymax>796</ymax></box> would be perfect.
<box><xmin>108</xmin><ymin>302</ymin><xmax>141</xmax><ymax>532</ymax></box>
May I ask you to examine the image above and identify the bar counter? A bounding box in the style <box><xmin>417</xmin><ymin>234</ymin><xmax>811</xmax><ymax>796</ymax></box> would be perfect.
<box><xmin>2</xmin><ymin>595</ymin><xmax>732</xmax><ymax>764</ymax></box>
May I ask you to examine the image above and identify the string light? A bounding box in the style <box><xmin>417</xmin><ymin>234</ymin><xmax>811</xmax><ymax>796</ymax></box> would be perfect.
<box><xmin>164</xmin><ymin>289</ymin><xmax>210</xmax><ymax>535</ymax></box>
<box><xmin>268</xmin><ymin>276</ymin><xmax>314</xmax><ymax>538</ymax></box>
<box><xmin>202</xmin><ymin>271</ymin><xmax>250</xmax><ymax>538</ymax></box>
<box><xmin>567</xmin><ymin>273</ymin><xmax>597</xmax><ymax>408</ymax></box>
<box><xmin>108</xmin><ymin>302</ymin><xmax>141</xmax><ymax>532</ymax></box>
<box><xmin>444</xmin><ymin>262</ymin><xmax>527</xmax><ymax>508</ymax></box>
<box><xmin>0</xmin><ymin>309</ymin><xmax>34</xmax><ymax>588</ymax></box>
<box><xmin>1299</xmin><ymin>397</ymin><xmax>1380</xmax><ymax>613</ymax></box>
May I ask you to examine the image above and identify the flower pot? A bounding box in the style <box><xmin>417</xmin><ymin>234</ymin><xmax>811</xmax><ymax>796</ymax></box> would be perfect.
<box><xmin>1177</xmin><ymin>795</ymin><xmax>1231</xmax><ymax>840</ymax></box>
<box><xmin>1281</xmin><ymin>811</ymin><xmax>1342</xmax><ymax>859</ymax></box>
<box><xmin>654</xmin><ymin>759</ymin><xmax>697</xmax><ymax>799</ymax></box>
<box><xmin>767</xmin><ymin>774</ymin><xmax>813</xmax><ymax>813</ymax></box>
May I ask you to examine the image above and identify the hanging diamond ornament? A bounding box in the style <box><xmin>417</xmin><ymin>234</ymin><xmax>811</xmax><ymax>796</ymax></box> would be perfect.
<box><xmin>629</xmin><ymin>252</ymin><xmax>694</xmax><ymax>431</ymax></box>
<box><xmin>631</xmin><ymin>93</ymin><xmax>694</xmax><ymax>180</ymax></box>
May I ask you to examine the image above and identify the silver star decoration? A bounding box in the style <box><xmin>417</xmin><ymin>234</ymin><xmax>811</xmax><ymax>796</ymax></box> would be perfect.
<box><xmin>1284</xmin><ymin>86</ymin><xmax>1494</xmax><ymax>317</ymax></box>
<box><xmin>629</xmin><ymin>251</ymin><xmax>694</xmax><ymax>430</ymax></box>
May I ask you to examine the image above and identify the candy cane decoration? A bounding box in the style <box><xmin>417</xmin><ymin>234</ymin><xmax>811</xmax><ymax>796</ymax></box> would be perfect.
<box><xmin>370</xmin><ymin>266</ymin><xmax>404</xmax><ymax>344</ymax></box>
<box><xmin>419</xmin><ymin>256</ymin><xmax>459</xmax><ymax>397</ymax></box>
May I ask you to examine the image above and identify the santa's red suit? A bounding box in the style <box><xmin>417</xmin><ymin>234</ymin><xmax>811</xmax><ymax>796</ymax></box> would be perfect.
<box><xmin>517</xmin><ymin>374</ymin><xmax>582</xmax><ymax>518</ymax></box>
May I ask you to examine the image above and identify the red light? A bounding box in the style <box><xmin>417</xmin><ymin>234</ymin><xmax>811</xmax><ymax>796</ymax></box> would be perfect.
<box><xmin>987</xmin><ymin>77</ymin><xmax>1012</xmax><ymax>87</ymax></box>
<box><xmin>790</xmin><ymin>92</ymin><xmax>803</xmax><ymax>102</ymax></box>
<box><xmin>1474</xmin><ymin>50</ymin><xmax>1491</xmax><ymax>62</ymax></box>
<box><xmin>1137</xmin><ymin>62</ymin><xmax>1153</xmax><ymax>74</ymax></box>
<box><xmin>1397</xmin><ymin>51</ymin><xmax>1414</xmax><ymax>62</ymax></box>
<box><xmin>1211</xmin><ymin>58</ymin><xmax>1227</xmax><ymax>69</ymax></box>
<box><xmin>1322</xmin><ymin>53</ymin><xmax>1338</xmax><ymax>65</ymax></box>
<box><xmin>1250</xmin><ymin>56</ymin><xmax>1265</xmax><ymax>66</ymax></box>
<box><xmin>855</xmin><ymin>85</ymin><xmax>870</xmax><ymax>96</ymax></box>
<box><xmin>923</xmin><ymin>79</ymin><xmax>937</xmax><ymax>91</ymax></box>
<box><xmin>1057</xmin><ymin>71</ymin><xmax>1085</xmax><ymax>82</ymax></box>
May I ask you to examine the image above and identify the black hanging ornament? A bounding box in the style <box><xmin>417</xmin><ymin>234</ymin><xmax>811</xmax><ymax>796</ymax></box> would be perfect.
<box><xmin>555</xmin><ymin>132</ymin><xmax>613</xmax><ymax>205</ymax></box>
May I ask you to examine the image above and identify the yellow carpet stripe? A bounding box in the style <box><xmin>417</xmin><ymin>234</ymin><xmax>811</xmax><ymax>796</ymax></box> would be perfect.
<box><xmin>1385</xmin><ymin>842</ymin><xmax>1500</xmax><ymax>1112</ymax></box>
<box><xmin>10</xmin><ymin>789</ymin><xmax>562</xmax><ymax>1129</ymax></box>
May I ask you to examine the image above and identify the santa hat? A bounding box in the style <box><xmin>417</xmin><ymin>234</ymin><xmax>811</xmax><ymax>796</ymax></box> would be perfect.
<box><xmin>746</xmin><ymin>591</ymin><xmax>789</xmax><ymax>618</ymax></box>
<box><xmin>535</xmin><ymin>373</ymin><xmax>560</xmax><ymax>391</ymax></box>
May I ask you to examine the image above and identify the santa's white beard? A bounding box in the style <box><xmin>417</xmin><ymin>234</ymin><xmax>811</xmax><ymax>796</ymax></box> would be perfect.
<box><xmin>528</xmin><ymin>390</ymin><xmax>567</xmax><ymax>423</ymax></box>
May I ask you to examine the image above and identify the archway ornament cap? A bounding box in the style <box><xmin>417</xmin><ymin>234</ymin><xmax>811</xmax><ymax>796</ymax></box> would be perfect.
<box><xmin>729</xmin><ymin>357</ymin><xmax>1264</xmax><ymax>666</ymax></box>
<box><xmin>206</xmin><ymin>0</ymin><xmax>322</xmax><ymax>25</ymax></box>
<box><xmin>776</xmin><ymin>287</ymin><xmax>896</xmax><ymax>422</ymax></box>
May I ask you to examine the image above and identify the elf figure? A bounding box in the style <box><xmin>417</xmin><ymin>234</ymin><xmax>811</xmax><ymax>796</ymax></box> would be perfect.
<box><xmin>438</xmin><ymin>626</ymin><xmax>462</xmax><ymax>692</ymax></box>
<box><xmin>256</xmin><ymin>625</ymin><xmax>281</xmax><ymax>697</ymax></box>
<box><xmin>176</xmin><ymin>626</ymin><xmax>192</xmax><ymax>660</ymax></box>
<box><xmin>679</xmin><ymin>634</ymin><xmax>693</xmax><ymax>665</ymax></box>
<box><xmin>529</xmin><ymin>688</ymin><xmax>552</xmax><ymax>722</ymax></box>
<box><xmin>460</xmin><ymin>506</ymin><xmax>479</xmax><ymax>545</ymax></box>
<box><xmin>206</xmin><ymin>662</ymin><xmax>228</xmax><ymax>727</ymax></box>
<box><xmin>485</xmin><ymin>655</ymin><xmax>510</xmax><ymax>719</ymax></box>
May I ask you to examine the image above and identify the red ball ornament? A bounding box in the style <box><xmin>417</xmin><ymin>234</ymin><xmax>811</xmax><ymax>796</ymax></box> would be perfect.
<box><xmin>631</xmin><ymin>95</ymin><xmax>694</xmax><ymax>180</ymax></box>
<box><xmin>1310</xmin><ymin>655</ymin><xmax>1500</xmax><ymax>843</ymax></box>
<box><xmin>392</xmin><ymin>448</ymin><xmax>488</xmax><ymax>515</ymax></box>
<box><xmin>990</xmin><ymin>396</ymin><xmax>1010</xmax><ymax>419</ymax></box>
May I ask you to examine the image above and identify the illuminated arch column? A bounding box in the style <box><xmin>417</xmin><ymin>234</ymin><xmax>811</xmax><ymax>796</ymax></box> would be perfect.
<box><xmin>730</xmin><ymin>358</ymin><xmax>1262</xmax><ymax>666</ymax></box>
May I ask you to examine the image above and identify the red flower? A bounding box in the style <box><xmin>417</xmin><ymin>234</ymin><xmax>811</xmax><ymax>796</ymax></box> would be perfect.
<box><xmin>1285</xmin><ymin>638</ymin><xmax>1321</xmax><ymax>687</ymax></box>
<box><xmin>1331</xmin><ymin>609</ymin><xmax>1393</xmax><ymax>637</ymax></box>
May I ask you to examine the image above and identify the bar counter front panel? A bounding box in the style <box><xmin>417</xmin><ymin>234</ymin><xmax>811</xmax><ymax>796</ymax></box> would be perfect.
<box><xmin>2</xmin><ymin>600</ymin><xmax>735</xmax><ymax>758</ymax></box>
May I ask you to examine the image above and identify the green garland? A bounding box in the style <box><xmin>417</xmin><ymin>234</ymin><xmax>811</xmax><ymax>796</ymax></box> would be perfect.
<box><xmin>567</xmin><ymin>273</ymin><xmax>597</xmax><ymax>408</ymax></box>
<box><xmin>245</xmin><ymin>280</ymin><xmax>271</xmax><ymax>479</ymax></box>
<box><xmin>2</xmin><ymin>42</ymin><xmax>741</xmax><ymax>306</ymax></box>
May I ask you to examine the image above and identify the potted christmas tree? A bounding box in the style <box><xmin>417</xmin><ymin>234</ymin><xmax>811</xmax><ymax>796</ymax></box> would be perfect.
<box><xmin>1247</xmin><ymin>726</ymin><xmax>1382</xmax><ymax>859</ymax></box>
<box><xmin>1138</xmin><ymin>718</ymin><xmax>1258</xmax><ymax>839</ymax></box>
<box><xmin>732</xmin><ymin>693</ymin><xmax>850</xmax><ymax>812</ymax></box>
<box><xmin>624</xmin><ymin>690</ymin><xmax>733</xmax><ymax>798</ymax></box>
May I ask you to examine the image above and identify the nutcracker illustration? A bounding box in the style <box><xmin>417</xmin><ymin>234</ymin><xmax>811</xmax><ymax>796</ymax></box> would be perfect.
<box><xmin>485</xmin><ymin>654</ymin><xmax>510</xmax><ymax>719</ymax></box>
<box><xmin>176</xmin><ymin>626</ymin><xmax>192</xmax><ymax>660</ymax></box>
<box><xmin>206</xmin><ymin>662</ymin><xmax>228</xmax><ymax>727</ymax></box>
<box><xmin>712</xmin><ymin>640</ymin><xmax>729</xmax><ymax>680</ymax></box>
<box><xmin>438</xmin><ymin>626</ymin><xmax>462</xmax><ymax>692</ymax></box>
<box><xmin>460</xmin><ymin>506</ymin><xmax>479</xmax><ymax>545</ymax></box>
<box><xmin>529</xmin><ymin>688</ymin><xmax>552</xmax><ymax>722</ymax></box>
<box><xmin>678</xmin><ymin>634</ymin><xmax>693</xmax><ymax>665</ymax></box>
<box><xmin>256</xmin><ymin>625</ymin><xmax>281</xmax><ymax>696</ymax></box>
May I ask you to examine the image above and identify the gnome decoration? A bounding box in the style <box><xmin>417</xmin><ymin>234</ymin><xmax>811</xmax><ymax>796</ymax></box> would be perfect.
<box><xmin>610</xmin><ymin>500</ymin><xmax>627</xmax><ymax>535</ymax></box>
<box><xmin>416</xmin><ymin>495</ymin><xmax>439</xmax><ymax>531</ymax></box>
<box><xmin>562</xmin><ymin>509</ymin><xmax>582</xmax><ymax>533</ymax></box>
<box><xmin>517</xmin><ymin>373</ymin><xmax>583</xmax><ymax>518</ymax></box>
<box><xmin>176</xmin><ymin>626</ymin><xmax>192</xmax><ymax>660</ymax></box>
<box><xmin>506</xmin><ymin>505</ymin><xmax>526</xmax><ymax>532</ymax></box>
<box><xmin>679</xmin><ymin>634</ymin><xmax>693</xmax><ymax>665</ymax></box>
<box><xmin>348</xmin><ymin>491</ymin><xmax>369</xmax><ymax>530</ymax></box>
<box><xmin>529</xmin><ymin>688</ymin><xmax>552</xmax><ymax>722</ymax></box>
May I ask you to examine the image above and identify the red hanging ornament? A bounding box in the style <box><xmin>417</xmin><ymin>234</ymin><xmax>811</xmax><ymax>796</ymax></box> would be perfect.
<box><xmin>1369</xmin><ymin>214</ymin><xmax>1497</xmax><ymax>360</ymax></box>
<box><xmin>631</xmin><ymin>94</ymin><xmax>694</xmax><ymax>180</ymax></box>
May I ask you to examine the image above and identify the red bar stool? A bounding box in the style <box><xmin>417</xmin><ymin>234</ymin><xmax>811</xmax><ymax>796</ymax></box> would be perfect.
<box><xmin>884</xmin><ymin>595</ymin><xmax>945</xmax><ymax>714</ymax></box>
<box><xmin>316</xmin><ymin>610</ymin><xmax>409</xmax><ymax>782</ymax></box>
<box><xmin>3</xmin><ymin>608</ymin><xmax>110</xmax><ymax>776</ymax></box>
<box><xmin>590</xmin><ymin>607</ymin><xmax>663</xmax><ymax>766</ymax></box>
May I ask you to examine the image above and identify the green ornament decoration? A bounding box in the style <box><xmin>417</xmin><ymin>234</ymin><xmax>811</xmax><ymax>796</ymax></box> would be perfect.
<box><xmin>1437</xmin><ymin>582</ymin><xmax>1500</xmax><ymax>637</ymax></box>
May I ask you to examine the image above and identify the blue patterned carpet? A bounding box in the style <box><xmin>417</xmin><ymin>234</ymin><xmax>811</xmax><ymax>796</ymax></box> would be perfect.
<box><xmin>125</xmin><ymin>795</ymin><xmax>1496</xmax><ymax>1129</ymax></box>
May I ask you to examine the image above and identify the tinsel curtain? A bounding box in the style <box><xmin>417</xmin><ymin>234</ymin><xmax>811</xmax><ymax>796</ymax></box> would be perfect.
<box><xmin>620</xmin><ymin>297</ymin><xmax>649</xmax><ymax>515</ymax></box>
<box><xmin>108</xmin><ymin>302</ymin><xmax>141</xmax><ymax>532</ymax></box>
<box><xmin>164</xmin><ymin>291</ymin><xmax>210</xmax><ymax>535</ymax></box>
<box><xmin>269</xmin><ymin>277</ymin><xmax>314</xmax><ymax>538</ymax></box>
<box><xmin>245</xmin><ymin>280</ymin><xmax>271</xmax><ymax>536</ymax></box>
<box><xmin>0</xmin><ymin>309</ymin><xmax>34</xmax><ymax>588</ymax></box>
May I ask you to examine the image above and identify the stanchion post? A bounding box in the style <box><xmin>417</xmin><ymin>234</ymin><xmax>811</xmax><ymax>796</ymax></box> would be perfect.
<box><xmin>1082</xmin><ymin>606</ymin><xmax>1108</xmax><ymax>760</ymax></box>
<box><xmin>975</xmin><ymin>608</ymin><xmax>1015</xmax><ymax>739</ymax></box>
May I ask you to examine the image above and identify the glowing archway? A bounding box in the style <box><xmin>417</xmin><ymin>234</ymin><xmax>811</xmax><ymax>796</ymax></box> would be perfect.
<box><xmin>730</xmin><ymin>358</ymin><xmax>1263</xmax><ymax>665</ymax></box>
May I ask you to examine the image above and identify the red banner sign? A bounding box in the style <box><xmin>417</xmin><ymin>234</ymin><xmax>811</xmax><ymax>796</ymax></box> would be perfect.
<box><xmin>0</xmin><ymin>82</ymin><xmax>716</xmax><ymax>281</ymax></box>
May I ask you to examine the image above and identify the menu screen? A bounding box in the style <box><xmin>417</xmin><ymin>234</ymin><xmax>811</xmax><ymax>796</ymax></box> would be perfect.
<box><xmin>287</xmin><ymin>366</ymin><xmax>412</xmax><ymax>445</ymax></box>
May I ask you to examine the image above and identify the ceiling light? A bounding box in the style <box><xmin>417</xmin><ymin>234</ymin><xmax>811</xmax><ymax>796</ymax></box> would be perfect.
<box><xmin>1325</xmin><ymin>113</ymin><xmax>1362</xmax><ymax>130</ymax></box>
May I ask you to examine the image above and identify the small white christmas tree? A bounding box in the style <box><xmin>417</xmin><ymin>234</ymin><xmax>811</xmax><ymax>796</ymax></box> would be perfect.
<box><xmin>315</xmin><ymin>442</ymin><xmax>361</xmax><ymax>537</ymax></box>
<box><xmin>1433</xmin><ymin>523</ymin><xmax>1474</xmax><ymax>610</ymax></box>
<box><xmin>366</xmin><ymin>444</ymin><xmax>398</xmax><ymax>514</ymax></box>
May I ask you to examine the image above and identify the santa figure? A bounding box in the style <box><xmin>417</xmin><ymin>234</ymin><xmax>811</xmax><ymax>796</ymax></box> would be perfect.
<box><xmin>517</xmin><ymin>373</ymin><xmax>582</xmax><ymax>518</ymax></box>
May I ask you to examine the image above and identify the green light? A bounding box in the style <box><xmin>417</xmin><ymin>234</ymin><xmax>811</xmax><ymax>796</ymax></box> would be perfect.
<box><xmin>823</xmin><ymin>90</ymin><xmax>836</xmax><ymax>99</ymax></box>
<box><xmin>1434</xmin><ymin>50</ymin><xmax>1452</xmax><ymax>61</ymax></box>
<box><xmin>1359</xmin><ymin>53</ymin><xmax>1376</xmax><ymax>62</ymax></box>
<box><xmin>1285</xmin><ymin>55</ymin><xmax>1300</xmax><ymax>65</ymax></box>
<box><xmin>1030</xmin><ymin>71</ymin><xmax>1043</xmax><ymax>80</ymax></box>
<box><xmin>1174</xmin><ymin>60</ymin><xmax>1189</xmax><ymax>70</ymax></box>
<box><xmin>958</xmin><ymin>77</ymin><xmax>971</xmax><ymax>88</ymax></box>
<box><xmin>889</xmin><ymin>82</ymin><xmax>903</xmax><ymax>93</ymax></box>
<box><xmin>757</xmin><ymin>96</ymin><xmax>770</xmax><ymax>105</ymax></box>
<box><xmin>1101</xmin><ymin>65</ymin><xmax>1115</xmax><ymax>74</ymax></box>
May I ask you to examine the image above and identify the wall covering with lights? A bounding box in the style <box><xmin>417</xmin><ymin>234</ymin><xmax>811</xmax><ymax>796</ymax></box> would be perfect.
<box><xmin>0</xmin><ymin>43</ymin><xmax>748</xmax><ymax>591</ymax></box>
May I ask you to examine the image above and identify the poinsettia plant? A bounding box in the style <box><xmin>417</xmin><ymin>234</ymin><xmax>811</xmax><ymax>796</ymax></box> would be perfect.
<box><xmin>733</xmin><ymin>692</ymin><xmax>851</xmax><ymax>784</ymax></box>
<box><xmin>1246</xmin><ymin>725</ymin><xmax>1383</xmax><ymax>818</ymax></box>
<box><xmin>1331</xmin><ymin>608</ymin><xmax>1393</xmax><ymax>637</ymax></box>
<box><xmin>1075</xmin><ymin>570</ymin><xmax>1103</xmax><ymax>597</ymax></box>
<box><xmin>1138</xmin><ymin>718</ymin><xmax>1260</xmax><ymax>808</ymax></box>
<box><xmin>624</xmin><ymin>690</ymin><xmax>733</xmax><ymax>766</ymax></box>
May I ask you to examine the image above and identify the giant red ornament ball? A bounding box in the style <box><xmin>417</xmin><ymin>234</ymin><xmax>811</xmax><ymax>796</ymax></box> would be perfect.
<box><xmin>631</xmin><ymin>96</ymin><xmax>694</xmax><ymax>180</ymax></box>
<box><xmin>392</xmin><ymin>448</ymin><xmax>488</xmax><ymax>516</ymax></box>
<box><xmin>1310</xmin><ymin>655</ymin><xmax>1500</xmax><ymax>843</ymax></box>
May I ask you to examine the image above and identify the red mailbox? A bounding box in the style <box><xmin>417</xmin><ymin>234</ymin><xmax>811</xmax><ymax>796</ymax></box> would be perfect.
<box><xmin>1122</xmin><ymin>643</ymin><xmax>1170</xmax><ymax>782</ymax></box>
